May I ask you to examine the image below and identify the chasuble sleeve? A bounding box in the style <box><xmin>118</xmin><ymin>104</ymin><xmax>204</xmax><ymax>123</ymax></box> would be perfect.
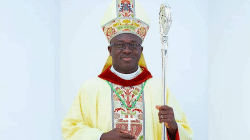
<box><xmin>167</xmin><ymin>89</ymin><xmax>194</xmax><ymax>140</ymax></box>
<box><xmin>61</xmin><ymin>90</ymin><xmax>103</xmax><ymax>140</ymax></box>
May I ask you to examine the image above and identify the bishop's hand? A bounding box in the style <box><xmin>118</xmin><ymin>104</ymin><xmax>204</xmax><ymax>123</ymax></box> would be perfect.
<box><xmin>100</xmin><ymin>128</ymin><xmax>136</xmax><ymax>140</ymax></box>
<box><xmin>155</xmin><ymin>105</ymin><xmax>178</xmax><ymax>135</ymax></box>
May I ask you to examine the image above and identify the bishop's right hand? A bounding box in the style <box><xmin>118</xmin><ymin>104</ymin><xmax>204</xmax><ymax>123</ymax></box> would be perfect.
<box><xmin>100</xmin><ymin>128</ymin><xmax>136</xmax><ymax>140</ymax></box>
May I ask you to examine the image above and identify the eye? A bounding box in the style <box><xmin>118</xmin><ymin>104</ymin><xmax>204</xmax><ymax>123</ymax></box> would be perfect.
<box><xmin>117</xmin><ymin>44</ymin><xmax>124</xmax><ymax>48</ymax></box>
<box><xmin>130</xmin><ymin>44</ymin><xmax>137</xmax><ymax>47</ymax></box>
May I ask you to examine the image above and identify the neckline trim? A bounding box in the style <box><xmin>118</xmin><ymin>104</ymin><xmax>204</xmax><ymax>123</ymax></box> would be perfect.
<box><xmin>110</xmin><ymin>65</ymin><xmax>141</xmax><ymax>80</ymax></box>
<box><xmin>98</xmin><ymin>66</ymin><xmax>153</xmax><ymax>86</ymax></box>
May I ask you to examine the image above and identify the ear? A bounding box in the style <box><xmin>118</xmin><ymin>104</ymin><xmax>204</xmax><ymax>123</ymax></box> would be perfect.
<box><xmin>140</xmin><ymin>46</ymin><xmax>143</xmax><ymax>52</ymax></box>
<box><xmin>108</xmin><ymin>46</ymin><xmax>112</xmax><ymax>56</ymax></box>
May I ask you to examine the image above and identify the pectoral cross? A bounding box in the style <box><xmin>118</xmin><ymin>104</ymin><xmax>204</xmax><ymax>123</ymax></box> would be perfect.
<box><xmin>123</xmin><ymin>115</ymin><xmax>136</xmax><ymax>131</ymax></box>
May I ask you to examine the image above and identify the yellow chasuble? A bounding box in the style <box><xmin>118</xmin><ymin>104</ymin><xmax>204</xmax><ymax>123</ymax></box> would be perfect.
<box><xmin>62</xmin><ymin>0</ymin><xmax>193</xmax><ymax>138</ymax></box>
<box><xmin>61</xmin><ymin>76</ymin><xmax>193</xmax><ymax>139</ymax></box>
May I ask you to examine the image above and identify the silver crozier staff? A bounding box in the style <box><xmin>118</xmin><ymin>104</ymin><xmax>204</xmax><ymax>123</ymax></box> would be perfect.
<box><xmin>159</xmin><ymin>3</ymin><xmax>172</xmax><ymax>140</ymax></box>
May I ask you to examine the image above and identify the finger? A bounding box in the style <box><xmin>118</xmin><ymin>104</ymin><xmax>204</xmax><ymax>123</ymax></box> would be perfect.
<box><xmin>155</xmin><ymin>105</ymin><xmax>162</xmax><ymax>110</ymax></box>
<box><xmin>158</xmin><ymin>110</ymin><xmax>169</xmax><ymax>116</ymax></box>
<box><xmin>120</xmin><ymin>130</ymin><xmax>129</xmax><ymax>134</ymax></box>
<box><xmin>158</xmin><ymin>109</ymin><xmax>174</xmax><ymax>116</ymax></box>
<box><xmin>116</xmin><ymin>128</ymin><xmax>129</xmax><ymax>134</ymax></box>
<box><xmin>158</xmin><ymin>110</ymin><xmax>174</xmax><ymax>116</ymax></box>
<box><xmin>159</xmin><ymin>105</ymin><xmax>172</xmax><ymax>110</ymax></box>
<box><xmin>159</xmin><ymin>118</ymin><xmax>168</xmax><ymax>123</ymax></box>
<box><xmin>161</xmin><ymin>114</ymin><xmax>174</xmax><ymax>118</ymax></box>
<box><xmin>158</xmin><ymin>114</ymin><xmax>169</xmax><ymax>119</ymax></box>
<box><xmin>159</xmin><ymin>117</ymin><xmax>174</xmax><ymax>123</ymax></box>
<box><xmin>120</xmin><ymin>133</ymin><xmax>136</xmax><ymax>139</ymax></box>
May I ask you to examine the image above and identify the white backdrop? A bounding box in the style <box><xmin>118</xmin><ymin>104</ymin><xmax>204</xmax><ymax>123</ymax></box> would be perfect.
<box><xmin>0</xmin><ymin>0</ymin><xmax>61</xmax><ymax>140</ymax></box>
<box><xmin>1</xmin><ymin>0</ymin><xmax>250</xmax><ymax>140</ymax></box>
<box><xmin>209</xmin><ymin>0</ymin><xmax>250</xmax><ymax>139</ymax></box>
<box><xmin>60</xmin><ymin>0</ymin><xmax>208</xmax><ymax>139</ymax></box>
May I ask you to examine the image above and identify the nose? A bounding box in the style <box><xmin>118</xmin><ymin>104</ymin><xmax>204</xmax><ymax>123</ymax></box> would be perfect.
<box><xmin>123</xmin><ymin>45</ymin><xmax>132</xmax><ymax>53</ymax></box>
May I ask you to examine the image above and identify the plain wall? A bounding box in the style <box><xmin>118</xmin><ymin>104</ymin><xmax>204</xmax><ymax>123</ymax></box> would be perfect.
<box><xmin>60</xmin><ymin>0</ymin><xmax>208</xmax><ymax>139</ymax></box>
<box><xmin>0</xmin><ymin>0</ymin><xmax>61</xmax><ymax>139</ymax></box>
<box><xmin>209</xmin><ymin>0</ymin><xmax>250</xmax><ymax>139</ymax></box>
<box><xmin>4</xmin><ymin>0</ymin><xmax>249</xmax><ymax>139</ymax></box>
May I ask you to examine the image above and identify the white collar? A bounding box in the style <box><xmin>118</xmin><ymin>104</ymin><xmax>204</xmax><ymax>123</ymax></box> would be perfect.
<box><xmin>110</xmin><ymin>66</ymin><xmax>141</xmax><ymax>80</ymax></box>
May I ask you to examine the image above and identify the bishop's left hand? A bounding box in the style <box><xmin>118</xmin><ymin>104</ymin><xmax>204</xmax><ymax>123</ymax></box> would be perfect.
<box><xmin>155</xmin><ymin>105</ymin><xmax>178</xmax><ymax>133</ymax></box>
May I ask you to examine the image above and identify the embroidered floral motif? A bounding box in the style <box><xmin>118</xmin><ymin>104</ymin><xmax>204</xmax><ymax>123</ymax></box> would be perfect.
<box><xmin>113</xmin><ymin>94</ymin><xmax>120</xmax><ymax>101</ymax></box>
<box><xmin>137</xmin><ymin>114</ymin><xmax>143</xmax><ymax>120</ymax></box>
<box><xmin>118</xmin><ymin>0</ymin><xmax>134</xmax><ymax>18</ymax></box>
<box><xmin>102</xmin><ymin>18</ymin><xmax>149</xmax><ymax>42</ymax></box>
<box><xmin>114</xmin><ymin>113</ymin><xmax>120</xmax><ymax>119</ymax></box>
<box><xmin>137</xmin><ymin>27</ymin><xmax>147</xmax><ymax>38</ymax></box>
<box><xmin>138</xmin><ymin>95</ymin><xmax>143</xmax><ymax>102</ymax></box>
<box><xmin>101</xmin><ymin>0</ymin><xmax>150</xmax><ymax>44</ymax></box>
<box><xmin>112</xmin><ymin>84</ymin><xmax>144</xmax><ymax>140</ymax></box>
<box><xmin>133</xmin><ymin>87</ymin><xmax>140</xmax><ymax>95</ymax></box>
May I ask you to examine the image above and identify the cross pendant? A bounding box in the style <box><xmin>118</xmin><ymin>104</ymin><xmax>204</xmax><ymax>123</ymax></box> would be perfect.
<box><xmin>123</xmin><ymin>114</ymin><xmax>136</xmax><ymax>131</ymax></box>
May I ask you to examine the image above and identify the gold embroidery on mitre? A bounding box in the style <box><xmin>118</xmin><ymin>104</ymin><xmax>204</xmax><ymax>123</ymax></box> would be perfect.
<box><xmin>101</xmin><ymin>0</ymin><xmax>150</xmax><ymax>43</ymax></box>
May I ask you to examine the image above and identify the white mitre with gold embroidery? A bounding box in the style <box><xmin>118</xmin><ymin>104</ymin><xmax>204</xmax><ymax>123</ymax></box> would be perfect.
<box><xmin>101</xmin><ymin>0</ymin><xmax>150</xmax><ymax>43</ymax></box>
<box><xmin>100</xmin><ymin>0</ymin><xmax>150</xmax><ymax>72</ymax></box>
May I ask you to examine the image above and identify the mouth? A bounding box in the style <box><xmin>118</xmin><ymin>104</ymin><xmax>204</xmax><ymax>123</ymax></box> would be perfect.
<box><xmin>122</xmin><ymin>57</ymin><xmax>132</xmax><ymax>61</ymax></box>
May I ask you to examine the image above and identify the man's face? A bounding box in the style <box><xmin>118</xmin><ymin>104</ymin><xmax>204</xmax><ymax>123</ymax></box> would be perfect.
<box><xmin>108</xmin><ymin>33</ymin><xmax>143</xmax><ymax>74</ymax></box>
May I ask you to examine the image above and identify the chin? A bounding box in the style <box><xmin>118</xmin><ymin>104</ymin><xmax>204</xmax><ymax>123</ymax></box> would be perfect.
<box><xmin>122</xmin><ymin>64</ymin><xmax>137</xmax><ymax>71</ymax></box>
